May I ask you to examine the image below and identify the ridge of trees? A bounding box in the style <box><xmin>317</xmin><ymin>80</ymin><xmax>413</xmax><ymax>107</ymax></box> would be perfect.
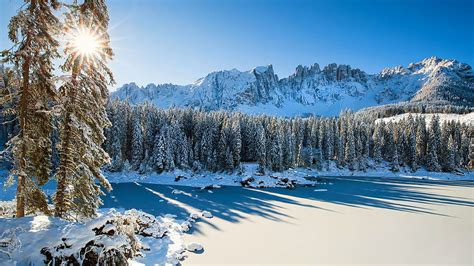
<box><xmin>104</xmin><ymin>100</ymin><xmax>474</xmax><ymax>174</ymax></box>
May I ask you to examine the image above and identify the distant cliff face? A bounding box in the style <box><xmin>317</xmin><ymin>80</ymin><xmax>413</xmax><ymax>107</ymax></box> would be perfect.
<box><xmin>111</xmin><ymin>57</ymin><xmax>473</xmax><ymax>116</ymax></box>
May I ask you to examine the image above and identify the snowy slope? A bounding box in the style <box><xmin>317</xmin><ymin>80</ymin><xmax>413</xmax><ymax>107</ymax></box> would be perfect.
<box><xmin>377</xmin><ymin>112</ymin><xmax>474</xmax><ymax>126</ymax></box>
<box><xmin>111</xmin><ymin>57</ymin><xmax>473</xmax><ymax>116</ymax></box>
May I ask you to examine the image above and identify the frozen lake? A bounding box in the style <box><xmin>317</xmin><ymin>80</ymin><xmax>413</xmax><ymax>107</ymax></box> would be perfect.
<box><xmin>103</xmin><ymin>177</ymin><xmax>474</xmax><ymax>265</ymax></box>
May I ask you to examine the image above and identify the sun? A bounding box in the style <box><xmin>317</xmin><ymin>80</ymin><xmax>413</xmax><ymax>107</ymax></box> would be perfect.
<box><xmin>68</xmin><ymin>27</ymin><xmax>102</xmax><ymax>59</ymax></box>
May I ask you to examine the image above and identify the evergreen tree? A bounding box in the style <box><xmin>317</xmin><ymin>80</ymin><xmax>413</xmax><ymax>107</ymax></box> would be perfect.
<box><xmin>390</xmin><ymin>144</ymin><xmax>400</xmax><ymax>172</ymax></box>
<box><xmin>230</xmin><ymin>117</ymin><xmax>242</xmax><ymax>168</ymax></box>
<box><xmin>54</xmin><ymin>0</ymin><xmax>114</xmax><ymax>219</ymax></box>
<box><xmin>407</xmin><ymin>126</ymin><xmax>418</xmax><ymax>171</ymax></box>
<box><xmin>426</xmin><ymin>119</ymin><xmax>442</xmax><ymax>172</ymax></box>
<box><xmin>415</xmin><ymin>117</ymin><xmax>427</xmax><ymax>165</ymax></box>
<box><xmin>372</xmin><ymin>123</ymin><xmax>383</xmax><ymax>164</ymax></box>
<box><xmin>130</xmin><ymin>108</ymin><xmax>143</xmax><ymax>170</ymax></box>
<box><xmin>344</xmin><ymin>122</ymin><xmax>356</xmax><ymax>170</ymax></box>
<box><xmin>1</xmin><ymin>0</ymin><xmax>60</xmax><ymax>217</ymax></box>
<box><xmin>445</xmin><ymin>135</ymin><xmax>457</xmax><ymax>172</ymax></box>
<box><xmin>255</xmin><ymin>121</ymin><xmax>266</xmax><ymax>173</ymax></box>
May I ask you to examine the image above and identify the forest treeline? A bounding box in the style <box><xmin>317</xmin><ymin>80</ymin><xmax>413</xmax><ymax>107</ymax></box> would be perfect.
<box><xmin>103</xmin><ymin>100</ymin><xmax>474</xmax><ymax>174</ymax></box>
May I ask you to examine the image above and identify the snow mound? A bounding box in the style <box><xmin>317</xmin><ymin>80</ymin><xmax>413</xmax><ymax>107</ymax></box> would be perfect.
<box><xmin>201</xmin><ymin>211</ymin><xmax>213</xmax><ymax>218</ymax></box>
<box><xmin>0</xmin><ymin>209</ymin><xmax>195</xmax><ymax>265</ymax></box>
<box><xmin>188</xmin><ymin>213</ymin><xmax>200</xmax><ymax>221</ymax></box>
<box><xmin>186</xmin><ymin>242</ymin><xmax>203</xmax><ymax>252</ymax></box>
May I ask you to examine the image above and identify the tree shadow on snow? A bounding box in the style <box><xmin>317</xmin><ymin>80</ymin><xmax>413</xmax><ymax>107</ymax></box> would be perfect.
<box><xmin>102</xmin><ymin>177</ymin><xmax>474</xmax><ymax>235</ymax></box>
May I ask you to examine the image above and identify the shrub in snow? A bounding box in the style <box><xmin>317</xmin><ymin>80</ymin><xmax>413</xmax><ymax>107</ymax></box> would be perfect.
<box><xmin>174</xmin><ymin>175</ymin><xmax>187</xmax><ymax>182</ymax></box>
<box><xmin>0</xmin><ymin>201</ymin><xmax>16</xmax><ymax>218</ymax></box>
<box><xmin>240</xmin><ymin>176</ymin><xmax>255</xmax><ymax>187</ymax></box>
<box><xmin>186</xmin><ymin>242</ymin><xmax>203</xmax><ymax>252</ymax></box>
<box><xmin>276</xmin><ymin>177</ymin><xmax>297</xmax><ymax>189</ymax></box>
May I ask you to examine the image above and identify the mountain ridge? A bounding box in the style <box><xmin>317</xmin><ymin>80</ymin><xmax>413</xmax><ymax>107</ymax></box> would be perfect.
<box><xmin>112</xmin><ymin>57</ymin><xmax>473</xmax><ymax>116</ymax></box>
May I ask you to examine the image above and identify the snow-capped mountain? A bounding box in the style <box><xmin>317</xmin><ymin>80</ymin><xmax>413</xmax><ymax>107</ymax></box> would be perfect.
<box><xmin>112</xmin><ymin>57</ymin><xmax>473</xmax><ymax>116</ymax></box>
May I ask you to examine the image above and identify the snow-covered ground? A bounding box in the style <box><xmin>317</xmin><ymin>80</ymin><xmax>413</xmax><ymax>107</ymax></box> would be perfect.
<box><xmin>105</xmin><ymin>162</ymin><xmax>474</xmax><ymax>188</ymax></box>
<box><xmin>1</xmin><ymin>164</ymin><xmax>472</xmax><ymax>265</ymax></box>
<box><xmin>0</xmin><ymin>206</ymin><xmax>213</xmax><ymax>265</ymax></box>
<box><xmin>377</xmin><ymin>112</ymin><xmax>474</xmax><ymax>126</ymax></box>
<box><xmin>182</xmin><ymin>177</ymin><xmax>474</xmax><ymax>265</ymax></box>
<box><xmin>1</xmin><ymin>163</ymin><xmax>472</xmax><ymax>203</ymax></box>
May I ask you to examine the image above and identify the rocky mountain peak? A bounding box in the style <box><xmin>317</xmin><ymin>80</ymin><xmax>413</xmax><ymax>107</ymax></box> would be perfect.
<box><xmin>112</xmin><ymin>57</ymin><xmax>473</xmax><ymax>116</ymax></box>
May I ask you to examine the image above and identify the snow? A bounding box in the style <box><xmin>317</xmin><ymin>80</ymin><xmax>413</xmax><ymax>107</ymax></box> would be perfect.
<box><xmin>377</xmin><ymin>112</ymin><xmax>474</xmax><ymax>126</ymax></box>
<box><xmin>111</xmin><ymin>57</ymin><xmax>472</xmax><ymax>117</ymax></box>
<box><xmin>1</xmin><ymin>164</ymin><xmax>472</xmax><ymax>204</ymax></box>
<box><xmin>186</xmin><ymin>242</ymin><xmax>203</xmax><ymax>252</ymax></box>
<box><xmin>104</xmin><ymin>163</ymin><xmax>318</xmax><ymax>189</ymax></box>
<box><xmin>0</xmin><ymin>209</ymin><xmax>196</xmax><ymax>265</ymax></box>
<box><xmin>201</xmin><ymin>211</ymin><xmax>213</xmax><ymax>218</ymax></box>
<box><xmin>102</xmin><ymin>162</ymin><xmax>473</xmax><ymax>190</ymax></box>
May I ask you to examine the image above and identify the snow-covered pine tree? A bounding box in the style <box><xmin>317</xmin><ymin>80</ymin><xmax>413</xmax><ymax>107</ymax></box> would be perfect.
<box><xmin>150</xmin><ymin>128</ymin><xmax>166</xmax><ymax>172</ymax></box>
<box><xmin>54</xmin><ymin>0</ymin><xmax>114</xmax><ymax>219</ymax></box>
<box><xmin>390</xmin><ymin>143</ymin><xmax>400</xmax><ymax>172</ymax></box>
<box><xmin>230</xmin><ymin>117</ymin><xmax>242</xmax><ymax>168</ymax></box>
<box><xmin>271</xmin><ymin>125</ymin><xmax>284</xmax><ymax>171</ymax></box>
<box><xmin>106</xmin><ymin>101</ymin><xmax>129</xmax><ymax>171</ymax></box>
<box><xmin>415</xmin><ymin>117</ymin><xmax>427</xmax><ymax>166</ymax></box>
<box><xmin>293</xmin><ymin>119</ymin><xmax>305</xmax><ymax>167</ymax></box>
<box><xmin>282</xmin><ymin>122</ymin><xmax>295</xmax><ymax>169</ymax></box>
<box><xmin>335</xmin><ymin>124</ymin><xmax>344</xmax><ymax>168</ymax></box>
<box><xmin>344</xmin><ymin>121</ymin><xmax>356</xmax><ymax>170</ymax></box>
<box><xmin>218</xmin><ymin>118</ymin><xmax>234</xmax><ymax>170</ymax></box>
<box><xmin>372</xmin><ymin>122</ymin><xmax>383</xmax><ymax>165</ymax></box>
<box><xmin>2</xmin><ymin>0</ymin><xmax>61</xmax><ymax>217</ymax></box>
<box><xmin>359</xmin><ymin>126</ymin><xmax>370</xmax><ymax>171</ymax></box>
<box><xmin>168</xmin><ymin>120</ymin><xmax>186</xmax><ymax>168</ymax></box>
<box><xmin>255</xmin><ymin>121</ymin><xmax>266</xmax><ymax>174</ymax></box>
<box><xmin>130</xmin><ymin>107</ymin><xmax>144</xmax><ymax>170</ymax></box>
<box><xmin>445</xmin><ymin>134</ymin><xmax>457</xmax><ymax>172</ymax></box>
<box><xmin>407</xmin><ymin>125</ymin><xmax>418</xmax><ymax>171</ymax></box>
<box><xmin>467</xmin><ymin>128</ymin><xmax>474</xmax><ymax>170</ymax></box>
<box><xmin>426</xmin><ymin>116</ymin><xmax>442</xmax><ymax>172</ymax></box>
<box><xmin>460</xmin><ymin>127</ymin><xmax>471</xmax><ymax>168</ymax></box>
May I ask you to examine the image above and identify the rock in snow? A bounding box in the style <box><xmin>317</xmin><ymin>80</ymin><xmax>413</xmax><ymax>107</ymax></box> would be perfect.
<box><xmin>0</xmin><ymin>209</ymin><xmax>195</xmax><ymax>265</ymax></box>
<box><xmin>202</xmin><ymin>211</ymin><xmax>213</xmax><ymax>218</ymax></box>
<box><xmin>186</xmin><ymin>242</ymin><xmax>203</xmax><ymax>252</ymax></box>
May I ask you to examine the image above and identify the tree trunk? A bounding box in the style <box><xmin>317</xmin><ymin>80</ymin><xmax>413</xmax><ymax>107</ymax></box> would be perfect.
<box><xmin>16</xmin><ymin>41</ymin><xmax>32</xmax><ymax>218</ymax></box>
<box><xmin>55</xmin><ymin>61</ymin><xmax>79</xmax><ymax>218</ymax></box>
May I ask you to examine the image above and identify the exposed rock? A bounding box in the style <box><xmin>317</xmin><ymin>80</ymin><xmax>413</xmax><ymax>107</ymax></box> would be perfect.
<box><xmin>112</xmin><ymin>57</ymin><xmax>473</xmax><ymax>116</ymax></box>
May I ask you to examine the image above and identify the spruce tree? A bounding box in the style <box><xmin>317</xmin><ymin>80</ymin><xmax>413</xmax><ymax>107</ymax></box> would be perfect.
<box><xmin>54</xmin><ymin>0</ymin><xmax>114</xmax><ymax>219</ymax></box>
<box><xmin>2</xmin><ymin>0</ymin><xmax>60</xmax><ymax>217</ymax></box>
<box><xmin>130</xmin><ymin>108</ymin><xmax>143</xmax><ymax>170</ymax></box>
<box><xmin>255</xmin><ymin>121</ymin><xmax>266</xmax><ymax>173</ymax></box>
<box><xmin>445</xmin><ymin>135</ymin><xmax>457</xmax><ymax>172</ymax></box>
<box><xmin>344</xmin><ymin>122</ymin><xmax>356</xmax><ymax>170</ymax></box>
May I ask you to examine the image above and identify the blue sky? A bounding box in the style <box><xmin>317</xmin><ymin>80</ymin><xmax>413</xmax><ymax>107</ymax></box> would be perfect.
<box><xmin>1</xmin><ymin>0</ymin><xmax>473</xmax><ymax>88</ymax></box>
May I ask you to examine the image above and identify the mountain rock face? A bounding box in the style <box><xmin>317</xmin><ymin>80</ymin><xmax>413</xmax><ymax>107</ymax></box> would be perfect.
<box><xmin>112</xmin><ymin>57</ymin><xmax>473</xmax><ymax>116</ymax></box>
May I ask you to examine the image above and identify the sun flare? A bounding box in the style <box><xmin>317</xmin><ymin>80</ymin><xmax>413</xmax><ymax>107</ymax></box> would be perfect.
<box><xmin>68</xmin><ymin>27</ymin><xmax>102</xmax><ymax>59</ymax></box>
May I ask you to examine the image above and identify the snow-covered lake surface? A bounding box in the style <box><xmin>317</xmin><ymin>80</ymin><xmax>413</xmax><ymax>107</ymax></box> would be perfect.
<box><xmin>100</xmin><ymin>177</ymin><xmax>474</xmax><ymax>265</ymax></box>
<box><xmin>1</xmin><ymin>172</ymin><xmax>473</xmax><ymax>264</ymax></box>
